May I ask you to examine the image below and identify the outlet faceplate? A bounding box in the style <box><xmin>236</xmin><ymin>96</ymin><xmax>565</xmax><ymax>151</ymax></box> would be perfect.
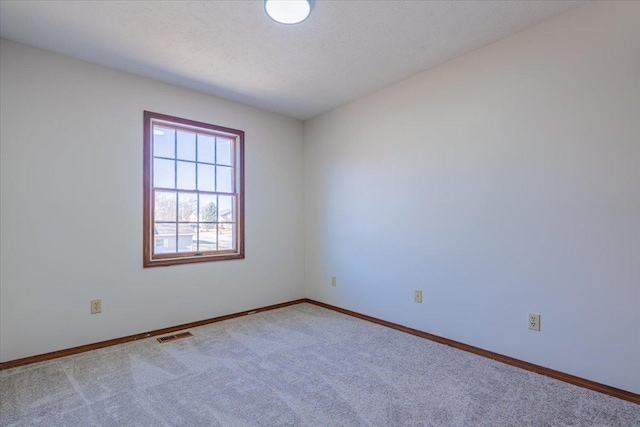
<box><xmin>414</xmin><ymin>289</ymin><xmax>422</xmax><ymax>303</ymax></box>
<box><xmin>528</xmin><ymin>313</ymin><xmax>540</xmax><ymax>331</ymax></box>
<box><xmin>91</xmin><ymin>299</ymin><xmax>102</xmax><ymax>314</ymax></box>
<box><xmin>331</xmin><ymin>276</ymin><xmax>337</xmax><ymax>287</ymax></box>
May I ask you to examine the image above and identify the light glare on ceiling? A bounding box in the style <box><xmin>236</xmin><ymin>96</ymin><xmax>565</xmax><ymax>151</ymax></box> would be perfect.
<box><xmin>265</xmin><ymin>0</ymin><xmax>311</xmax><ymax>25</ymax></box>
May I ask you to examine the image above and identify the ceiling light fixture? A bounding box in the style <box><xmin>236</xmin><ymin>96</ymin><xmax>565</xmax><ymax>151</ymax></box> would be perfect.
<box><xmin>265</xmin><ymin>0</ymin><xmax>312</xmax><ymax>25</ymax></box>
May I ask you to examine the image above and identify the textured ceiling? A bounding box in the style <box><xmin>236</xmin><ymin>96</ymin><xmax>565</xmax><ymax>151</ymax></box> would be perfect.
<box><xmin>0</xmin><ymin>1</ymin><xmax>585</xmax><ymax>120</ymax></box>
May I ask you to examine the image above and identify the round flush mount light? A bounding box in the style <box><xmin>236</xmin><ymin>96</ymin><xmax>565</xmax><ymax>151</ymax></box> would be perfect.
<box><xmin>265</xmin><ymin>0</ymin><xmax>312</xmax><ymax>25</ymax></box>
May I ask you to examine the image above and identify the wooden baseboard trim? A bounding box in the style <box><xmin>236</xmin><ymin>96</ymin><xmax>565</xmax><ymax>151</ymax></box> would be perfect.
<box><xmin>302</xmin><ymin>299</ymin><xmax>639</xmax><ymax>405</ymax></box>
<box><xmin>0</xmin><ymin>299</ymin><xmax>306</xmax><ymax>371</ymax></box>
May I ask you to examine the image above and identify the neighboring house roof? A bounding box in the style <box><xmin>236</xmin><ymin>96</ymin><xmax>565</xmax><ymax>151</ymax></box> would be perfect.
<box><xmin>219</xmin><ymin>209</ymin><xmax>232</xmax><ymax>221</ymax></box>
<box><xmin>188</xmin><ymin>210</ymin><xmax>233</xmax><ymax>223</ymax></box>
<box><xmin>154</xmin><ymin>223</ymin><xmax>195</xmax><ymax>236</ymax></box>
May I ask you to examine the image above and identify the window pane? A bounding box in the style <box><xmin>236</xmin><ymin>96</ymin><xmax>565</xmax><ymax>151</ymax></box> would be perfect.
<box><xmin>216</xmin><ymin>166</ymin><xmax>233</xmax><ymax>193</ymax></box>
<box><xmin>155</xmin><ymin>191</ymin><xmax>176</xmax><ymax>222</ymax></box>
<box><xmin>217</xmin><ymin>195</ymin><xmax>234</xmax><ymax>222</ymax></box>
<box><xmin>177</xmin><ymin>223</ymin><xmax>197</xmax><ymax>252</ymax></box>
<box><xmin>154</xmin><ymin>158</ymin><xmax>175</xmax><ymax>189</ymax></box>
<box><xmin>218</xmin><ymin>223</ymin><xmax>235</xmax><ymax>251</ymax></box>
<box><xmin>216</xmin><ymin>138</ymin><xmax>232</xmax><ymax>166</ymax></box>
<box><xmin>177</xmin><ymin>131</ymin><xmax>196</xmax><ymax>161</ymax></box>
<box><xmin>198</xmin><ymin>135</ymin><xmax>215</xmax><ymax>164</ymax></box>
<box><xmin>176</xmin><ymin>161</ymin><xmax>196</xmax><ymax>190</ymax></box>
<box><xmin>178</xmin><ymin>192</ymin><xmax>197</xmax><ymax>222</ymax></box>
<box><xmin>154</xmin><ymin>223</ymin><xmax>177</xmax><ymax>254</ymax></box>
<box><xmin>197</xmin><ymin>163</ymin><xmax>215</xmax><ymax>192</ymax></box>
<box><xmin>196</xmin><ymin>223</ymin><xmax>217</xmax><ymax>252</ymax></box>
<box><xmin>153</xmin><ymin>126</ymin><xmax>175</xmax><ymax>158</ymax></box>
<box><xmin>199</xmin><ymin>194</ymin><xmax>217</xmax><ymax>222</ymax></box>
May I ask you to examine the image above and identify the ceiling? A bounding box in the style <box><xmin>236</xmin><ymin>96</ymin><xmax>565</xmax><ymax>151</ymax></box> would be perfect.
<box><xmin>0</xmin><ymin>1</ymin><xmax>585</xmax><ymax>120</ymax></box>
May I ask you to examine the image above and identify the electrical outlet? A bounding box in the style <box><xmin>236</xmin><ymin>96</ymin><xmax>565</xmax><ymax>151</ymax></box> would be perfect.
<box><xmin>528</xmin><ymin>313</ymin><xmax>540</xmax><ymax>331</ymax></box>
<box><xmin>91</xmin><ymin>299</ymin><xmax>102</xmax><ymax>314</ymax></box>
<box><xmin>414</xmin><ymin>289</ymin><xmax>422</xmax><ymax>303</ymax></box>
<box><xmin>331</xmin><ymin>276</ymin><xmax>337</xmax><ymax>287</ymax></box>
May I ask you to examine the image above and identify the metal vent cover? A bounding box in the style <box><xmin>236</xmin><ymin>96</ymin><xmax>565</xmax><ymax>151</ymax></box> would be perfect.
<box><xmin>157</xmin><ymin>332</ymin><xmax>193</xmax><ymax>343</ymax></box>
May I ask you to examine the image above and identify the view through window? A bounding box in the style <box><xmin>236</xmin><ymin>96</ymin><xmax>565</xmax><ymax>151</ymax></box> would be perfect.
<box><xmin>143</xmin><ymin>111</ymin><xmax>244</xmax><ymax>267</ymax></box>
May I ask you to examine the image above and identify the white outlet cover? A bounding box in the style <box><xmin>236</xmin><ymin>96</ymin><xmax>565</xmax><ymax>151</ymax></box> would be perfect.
<box><xmin>91</xmin><ymin>299</ymin><xmax>102</xmax><ymax>314</ymax></box>
<box><xmin>415</xmin><ymin>290</ymin><xmax>422</xmax><ymax>303</ymax></box>
<box><xmin>528</xmin><ymin>313</ymin><xmax>540</xmax><ymax>331</ymax></box>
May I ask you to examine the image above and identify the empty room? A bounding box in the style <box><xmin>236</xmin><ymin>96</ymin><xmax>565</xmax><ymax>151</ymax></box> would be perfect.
<box><xmin>0</xmin><ymin>0</ymin><xmax>638</xmax><ymax>425</ymax></box>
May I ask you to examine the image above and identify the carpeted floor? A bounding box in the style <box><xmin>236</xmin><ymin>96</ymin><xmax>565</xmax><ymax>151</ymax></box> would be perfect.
<box><xmin>1</xmin><ymin>303</ymin><xmax>638</xmax><ymax>426</ymax></box>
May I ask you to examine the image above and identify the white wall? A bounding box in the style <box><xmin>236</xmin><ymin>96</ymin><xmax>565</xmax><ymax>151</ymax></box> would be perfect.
<box><xmin>304</xmin><ymin>1</ymin><xmax>640</xmax><ymax>393</ymax></box>
<box><xmin>0</xmin><ymin>39</ymin><xmax>305</xmax><ymax>362</ymax></box>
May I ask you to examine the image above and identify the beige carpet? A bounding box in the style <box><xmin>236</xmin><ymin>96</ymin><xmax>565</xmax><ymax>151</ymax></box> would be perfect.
<box><xmin>1</xmin><ymin>303</ymin><xmax>638</xmax><ymax>426</ymax></box>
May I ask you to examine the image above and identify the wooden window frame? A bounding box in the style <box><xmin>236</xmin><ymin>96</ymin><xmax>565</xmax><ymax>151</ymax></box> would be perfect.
<box><xmin>143</xmin><ymin>111</ymin><xmax>245</xmax><ymax>267</ymax></box>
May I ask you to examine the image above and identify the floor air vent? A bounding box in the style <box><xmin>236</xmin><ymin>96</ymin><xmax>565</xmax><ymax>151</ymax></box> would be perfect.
<box><xmin>157</xmin><ymin>332</ymin><xmax>193</xmax><ymax>343</ymax></box>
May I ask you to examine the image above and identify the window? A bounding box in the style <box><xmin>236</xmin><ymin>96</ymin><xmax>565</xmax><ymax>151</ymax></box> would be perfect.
<box><xmin>143</xmin><ymin>111</ymin><xmax>244</xmax><ymax>267</ymax></box>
